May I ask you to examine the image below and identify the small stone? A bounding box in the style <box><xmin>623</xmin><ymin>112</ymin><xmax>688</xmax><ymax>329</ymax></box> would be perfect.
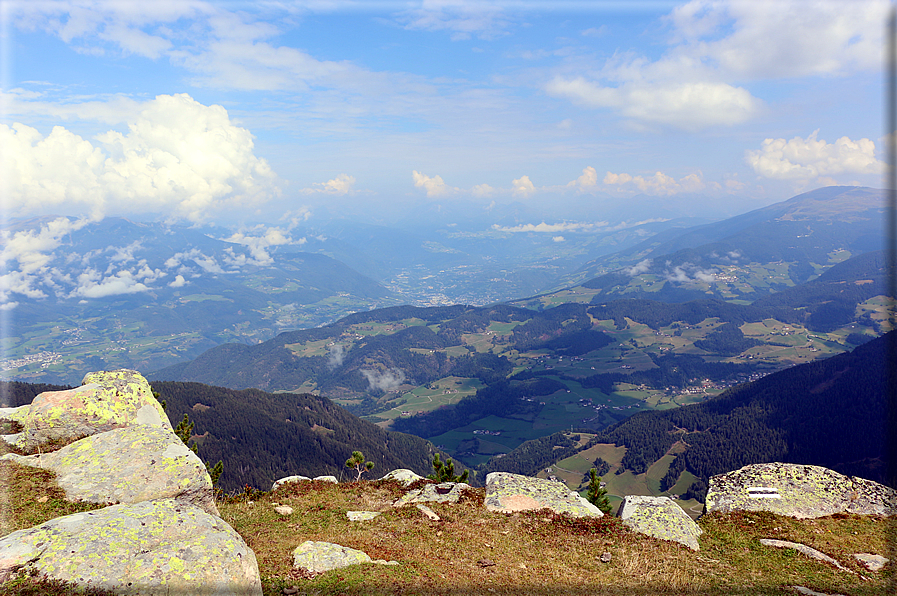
<box><xmin>415</xmin><ymin>503</ymin><xmax>440</xmax><ymax>521</ymax></box>
<box><xmin>477</xmin><ymin>558</ymin><xmax>496</xmax><ymax>568</ymax></box>
<box><xmin>282</xmin><ymin>587</ymin><xmax>299</xmax><ymax>595</ymax></box>
<box><xmin>854</xmin><ymin>553</ymin><xmax>888</xmax><ymax>572</ymax></box>
<box><xmin>37</xmin><ymin>496</ymin><xmax>48</xmax><ymax>503</ymax></box>
<box><xmin>600</xmin><ymin>552</ymin><xmax>612</xmax><ymax>563</ymax></box>
<box><xmin>274</xmin><ymin>505</ymin><xmax>293</xmax><ymax>516</ymax></box>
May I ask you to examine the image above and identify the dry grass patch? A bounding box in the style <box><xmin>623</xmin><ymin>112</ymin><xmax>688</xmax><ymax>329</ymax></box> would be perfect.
<box><xmin>218</xmin><ymin>481</ymin><xmax>895</xmax><ymax>596</ymax></box>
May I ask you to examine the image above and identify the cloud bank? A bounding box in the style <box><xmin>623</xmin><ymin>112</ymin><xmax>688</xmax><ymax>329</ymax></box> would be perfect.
<box><xmin>746</xmin><ymin>131</ymin><xmax>883</xmax><ymax>182</ymax></box>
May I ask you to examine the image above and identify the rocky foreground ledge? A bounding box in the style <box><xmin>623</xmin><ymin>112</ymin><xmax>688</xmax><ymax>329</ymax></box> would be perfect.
<box><xmin>0</xmin><ymin>370</ymin><xmax>262</xmax><ymax>595</ymax></box>
<box><xmin>0</xmin><ymin>370</ymin><xmax>894</xmax><ymax>593</ymax></box>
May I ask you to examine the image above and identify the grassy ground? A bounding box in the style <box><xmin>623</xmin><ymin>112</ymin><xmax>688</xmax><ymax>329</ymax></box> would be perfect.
<box><xmin>221</xmin><ymin>480</ymin><xmax>894</xmax><ymax>596</ymax></box>
<box><xmin>1</xmin><ymin>466</ymin><xmax>894</xmax><ymax>595</ymax></box>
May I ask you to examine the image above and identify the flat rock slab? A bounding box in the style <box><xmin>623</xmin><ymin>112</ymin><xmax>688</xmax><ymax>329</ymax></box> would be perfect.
<box><xmin>347</xmin><ymin>511</ymin><xmax>381</xmax><ymax>521</ymax></box>
<box><xmin>1</xmin><ymin>425</ymin><xmax>217</xmax><ymax>516</ymax></box>
<box><xmin>705</xmin><ymin>463</ymin><xmax>897</xmax><ymax>519</ymax></box>
<box><xmin>760</xmin><ymin>539</ymin><xmax>852</xmax><ymax>573</ymax></box>
<box><xmin>484</xmin><ymin>472</ymin><xmax>603</xmax><ymax>517</ymax></box>
<box><xmin>0</xmin><ymin>498</ymin><xmax>262</xmax><ymax>595</ymax></box>
<box><xmin>416</xmin><ymin>504</ymin><xmax>440</xmax><ymax>520</ymax></box>
<box><xmin>618</xmin><ymin>496</ymin><xmax>702</xmax><ymax>550</ymax></box>
<box><xmin>2</xmin><ymin>369</ymin><xmax>169</xmax><ymax>451</ymax></box>
<box><xmin>380</xmin><ymin>469</ymin><xmax>424</xmax><ymax>486</ymax></box>
<box><xmin>394</xmin><ymin>482</ymin><xmax>470</xmax><ymax>507</ymax></box>
<box><xmin>853</xmin><ymin>553</ymin><xmax>888</xmax><ymax>572</ymax></box>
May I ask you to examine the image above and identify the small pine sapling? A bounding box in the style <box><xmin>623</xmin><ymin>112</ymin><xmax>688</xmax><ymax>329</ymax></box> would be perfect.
<box><xmin>173</xmin><ymin>411</ymin><xmax>223</xmax><ymax>487</ymax></box>
<box><xmin>346</xmin><ymin>450</ymin><xmax>374</xmax><ymax>481</ymax></box>
<box><xmin>586</xmin><ymin>468</ymin><xmax>612</xmax><ymax>514</ymax></box>
<box><xmin>427</xmin><ymin>453</ymin><xmax>469</xmax><ymax>483</ymax></box>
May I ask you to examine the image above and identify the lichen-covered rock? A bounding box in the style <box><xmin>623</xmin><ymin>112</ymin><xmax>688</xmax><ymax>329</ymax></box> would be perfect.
<box><xmin>617</xmin><ymin>496</ymin><xmax>702</xmax><ymax>550</ymax></box>
<box><xmin>1</xmin><ymin>369</ymin><xmax>169</xmax><ymax>451</ymax></box>
<box><xmin>314</xmin><ymin>475</ymin><xmax>338</xmax><ymax>483</ymax></box>
<box><xmin>0</xmin><ymin>498</ymin><xmax>262</xmax><ymax>595</ymax></box>
<box><xmin>292</xmin><ymin>541</ymin><xmax>373</xmax><ymax>573</ymax></box>
<box><xmin>272</xmin><ymin>475</ymin><xmax>311</xmax><ymax>491</ymax></box>
<box><xmin>393</xmin><ymin>482</ymin><xmax>471</xmax><ymax>507</ymax></box>
<box><xmin>1</xmin><ymin>425</ymin><xmax>217</xmax><ymax>516</ymax></box>
<box><xmin>484</xmin><ymin>472</ymin><xmax>603</xmax><ymax>517</ymax></box>
<box><xmin>347</xmin><ymin>511</ymin><xmax>381</xmax><ymax>521</ymax></box>
<box><xmin>380</xmin><ymin>469</ymin><xmax>424</xmax><ymax>486</ymax></box>
<box><xmin>705</xmin><ymin>463</ymin><xmax>897</xmax><ymax>519</ymax></box>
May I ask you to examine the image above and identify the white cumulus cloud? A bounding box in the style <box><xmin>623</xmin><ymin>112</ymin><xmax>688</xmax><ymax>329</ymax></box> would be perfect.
<box><xmin>745</xmin><ymin>131</ymin><xmax>883</xmax><ymax>181</ymax></box>
<box><xmin>511</xmin><ymin>175</ymin><xmax>536</xmax><ymax>197</ymax></box>
<box><xmin>603</xmin><ymin>171</ymin><xmax>705</xmax><ymax>196</ymax></box>
<box><xmin>567</xmin><ymin>166</ymin><xmax>598</xmax><ymax>191</ymax></box>
<box><xmin>413</xmin><ymin>171</ymin><xmax>455</xmax><ymax>197</ymax></box>
<box><xmin>301</xmin><ymin>174</ymin><xmax>356</xmax><ymax>196</ymax></box>
<box><xmin>2</xmin><ymin>94</ymin><xmax>279</xmax><ymax>222</ymax></box>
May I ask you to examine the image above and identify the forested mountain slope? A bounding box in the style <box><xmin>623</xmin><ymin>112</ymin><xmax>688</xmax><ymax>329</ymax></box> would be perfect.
<box><xmin>589</xmin><ymin>331</ymin><xmax>893</xmax><ymax>498</ymax></box>
<box><xmin>151</xmin><ymin>381</ymin><xmax>439</xmax><ymax>492</ymax></box>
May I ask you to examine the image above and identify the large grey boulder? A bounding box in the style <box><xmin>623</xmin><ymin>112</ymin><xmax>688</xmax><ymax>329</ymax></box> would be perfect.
<box><xmin>0</xmin><ymin>498</ymin><xmax>262</xmax><ymax>595</ymax></box>
<box><xmin>484</xmin><ymin>472</ymin><xmax>603</xmax><ymax>517</ymax></box>
<box><xmin>1</xmin><ymin>425</ymin><xmax>218</xmax><ymax>516</ymax></box>
<box><xmin>1</xmin><ymin>369</ymin><xmax>169</xmax><ymax>451</ymax></box>
<box><xmin>393</xmin><ymin>482</ymin><xmax>471</xmax><ymax>507</ymax></box>
<box><xmin>705</xmin><ymin>463</ymin><xmax>897</xmax><ymax>519</ymax></box>
<box><xmin>618</xmin><ymin>496</ymin><xmax>702</xmax><ymax>550</ymax></box>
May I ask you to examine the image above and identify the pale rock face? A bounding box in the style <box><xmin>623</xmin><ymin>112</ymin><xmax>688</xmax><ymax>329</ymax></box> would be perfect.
<box><xmin>2</xmin><ymin>425</ymin><xmax>217</xmax><ymax>515</ymax></box>
<box><xmin>380</xmin><ymin>468</ymin><xmax>424</xmax><ymax>486</ymax></box>
<box><xmin>484</xmin><ymin>472</ymin><xmax>603</xmax><ymax>517</ymax></box>
<box><xmin>271</xmin><ymin>475</ymin><xmax>311</xmax><ymax>492</ymax></box>
<box><xmin>0</xmin><ymin>498</ymin><xmax>262</xmax><ymax>595</ymax></box>
<box><xmin>2</xmin><ymin>369</ymin><xmax>170</xmax><ymax>451</ymax></box>
<box><xmin>618</xmin><ymin>496</ymin><xmax>702</xmax><ymax>551</ymax></box>
<box><xmin>704</xmin><ymin>463</ymin><xmax>897</xmax><ymax>519</ymax></box>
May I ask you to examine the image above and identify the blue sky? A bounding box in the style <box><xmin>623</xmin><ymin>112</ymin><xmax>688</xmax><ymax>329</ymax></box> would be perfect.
<box><xmin>0</xmin><ymin>0</ymin><xmax>889</xmax><ymax>228</ymax></box>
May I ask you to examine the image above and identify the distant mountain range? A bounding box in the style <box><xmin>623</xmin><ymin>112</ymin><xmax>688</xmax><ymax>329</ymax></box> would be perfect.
<box><xmin>2</xmin><ymin>208</ymin><xmax>694</xmax><ymax>384</ymax></box>
<box><xmin>550</xmin><ymin>186</ymin><xmax>883</xmax><ymax>299</ymax></box>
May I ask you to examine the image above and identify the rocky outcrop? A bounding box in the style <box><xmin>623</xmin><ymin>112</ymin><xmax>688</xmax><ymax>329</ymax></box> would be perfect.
<box><xmin>393</xmin><ymin>482</ymin><xmax>471</xmax><ymax>507</ymax></box>
<box><xmin>0</xmin><ymin>498</ymin><xmax>262</xmax><ymax>595</ymax></box>
<box><xmin>0</xmin><ymin>370</ymin><xmax>261</xmax><ymax>595</ymax></box>
<box><xmin>1</xmin><ymin>369</ymin><xmax>169</xmax><ymax>451</ymax></box>
<box><xmin>705</xmin><ymin>463</ymin><xmax>897</xmax><ymax>519</ymax></box>
<box><xmin>484</xmin><ymin>472</ymin><xmax>603</xmax><ymax>517</ymax></box>
<box><xmin>617</xmin><ymin>496</ymin><xmax>702</xmax><ymax>550</ymax></box>
<box><xmin>1</xmin><ymin>424</ymin><xmax>218</xmax><ymax>516</ymax></box>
